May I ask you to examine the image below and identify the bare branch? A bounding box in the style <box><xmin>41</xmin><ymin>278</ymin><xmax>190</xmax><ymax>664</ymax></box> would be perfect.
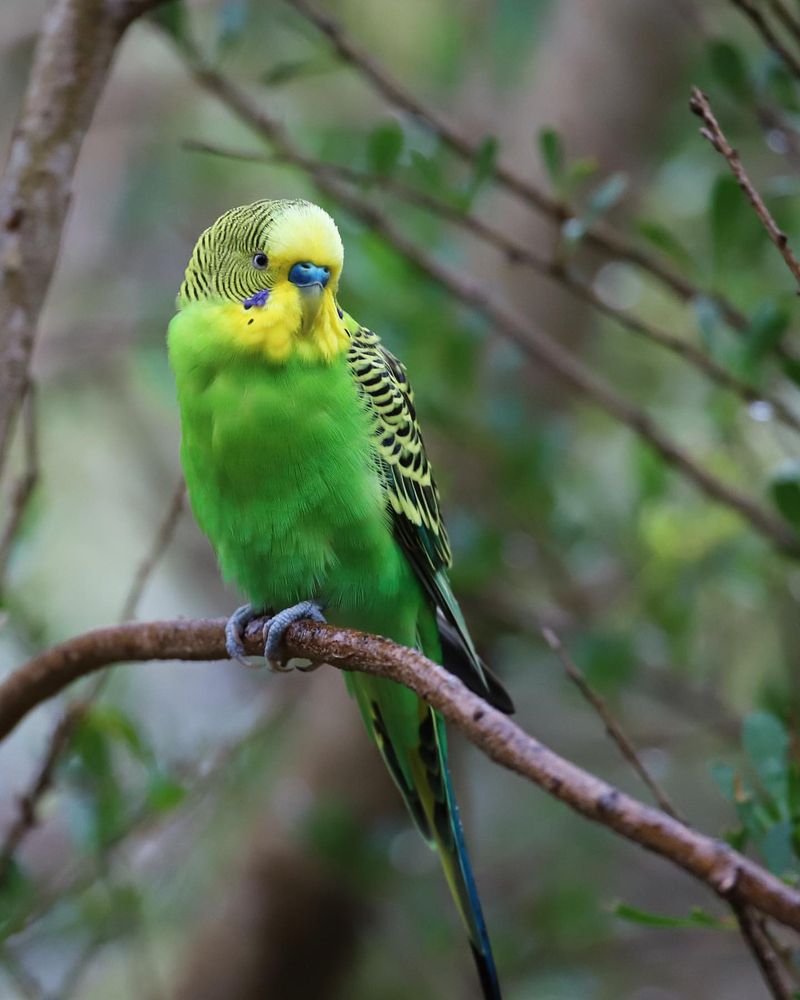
<box><xmin>119</xmin><ymin>477</ymin><xmax>185</xmax><ymax>622</ymax></box>
<box><xmin>731</xmin><ymin>900</ymin><xmax>793</xmax><ymax>1000</ymax></box>
<box><xmin>177</xmin><ymin>57</ymin><xmax>800</xmax><ymax>558</ymax></box>
<box><xmin>186</xmin><ymin>137</ymin><xmax>800</xmax><ymax>435</ymax></box>
<box><xmin>765</xmin><ymin>0</ymin><xmax>800</xmax><ymax>55</ymax></box>
<box><xmin>542</xmin><ymin>626</ymin><xmax>791</xmax><ymax>998</ymax></box>
<box><xmin>541</xmin><ymin>627</ymin><xmax>685</xmax><ymax>822</ymax></box>
<box><xmin>729</xmin><ymin>0</ymin><xmax>800</xmax><ymax>81</ymax></box>
<box><xmin>2</xmin><ymin>616</ymin><xmax>800</xmax><ymax>933</ymax></box>
<box><xmin>0</xmin><ymin>383</ymin><xmax>38</xmax><ymax>591</ymax></box>
<box><xmin>690</xmin><ymin>86</ymin><xmax>800</xmax><ymax>289</ymax></box>
<box><xmin>0</xmin><ymin>0</ymin><xmax>168</xmax><ymax>478</ymax></box>
<box><xmin>0</xmin><ymin>478</ymin><xmax>184</xmax><ymax>881</ymax></box>
<box><xmin>283</xmin><ymin>0</ymin><xmax>751</xmax><ymax>332</ymax></box>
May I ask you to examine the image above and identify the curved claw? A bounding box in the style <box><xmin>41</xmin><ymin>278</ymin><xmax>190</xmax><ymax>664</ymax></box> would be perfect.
<box><xmin>262</xmin><ymin>600</ymin><xmax>326</xmax><ymax>671</ymax></box>
<box><xmin>225</xmin><ymin>603</ymin><xmax>264</xmax><ymax>666</ymax></box>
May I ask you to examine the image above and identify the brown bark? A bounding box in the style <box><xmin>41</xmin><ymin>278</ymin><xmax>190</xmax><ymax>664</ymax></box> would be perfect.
<box><xmin>3</xmin><ymin>615</ymin><xmax>800</xmax><ymax>936</ymax></box>
<box><xmin>0</xmin><ymin>0</ymin><xmax>166</xmax><ymax>473</ymax></box>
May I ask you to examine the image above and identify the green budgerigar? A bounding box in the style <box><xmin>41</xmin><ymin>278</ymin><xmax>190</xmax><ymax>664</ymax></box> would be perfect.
<box><xmin>168</xmin><ymin>199</ymin><xmax>513</xmax><ymax>998</ymax></box>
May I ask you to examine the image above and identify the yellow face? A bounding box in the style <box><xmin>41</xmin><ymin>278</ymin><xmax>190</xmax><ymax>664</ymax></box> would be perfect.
<box><xmin>179</xmin><ymin>199</ymin><xmax>349</xmax><ymax>364</ymax></box>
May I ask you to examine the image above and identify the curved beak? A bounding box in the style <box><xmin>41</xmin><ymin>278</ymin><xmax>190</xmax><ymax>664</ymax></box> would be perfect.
<box><xmin>289</xmin><ymin>261</ymin><xmax>331</xmax><ymax>290</ymax></box>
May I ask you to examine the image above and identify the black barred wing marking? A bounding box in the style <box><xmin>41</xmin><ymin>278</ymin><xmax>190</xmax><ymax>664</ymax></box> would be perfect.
<box><xmin>348</xmin><ymin>324</ymin><xmax>515</xmax><ymax>715</ymax></box>
<box><xmin>347</xmin><ymin>326</ymin><xmax>451</xmax><ymax>579</ymax></box>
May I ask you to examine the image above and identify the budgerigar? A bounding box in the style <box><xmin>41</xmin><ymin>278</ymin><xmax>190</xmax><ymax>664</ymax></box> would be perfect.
<box><xmin>168</xmin><ymin>199</ymin><xmax>514</xmax><ymax>999</ymax></box>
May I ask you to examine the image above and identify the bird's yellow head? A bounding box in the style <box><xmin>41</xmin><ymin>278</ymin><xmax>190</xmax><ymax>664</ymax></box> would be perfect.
<box><xmin>179</xmin><ymin>199</ymin><xmax>348</xmax><ymax>364</ymax></box>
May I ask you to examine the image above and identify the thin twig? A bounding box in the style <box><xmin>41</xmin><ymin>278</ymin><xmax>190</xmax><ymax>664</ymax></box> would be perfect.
<box><xmin>540</xmin><ymin>627</ymin><xmax>792</xmax><ymax>998</ymax></box>
<box><xmin>765</xmin><ymin>0</ymin><xmax>800</xmax><ymax>55</ymax></box>
<box><xmin>542</xmin><ymin>622</ymin><xmax>797</xmax><ymax>997</ymax></box>
<box><xmin>2</xmin><ymin>616</ymin><xmax>800</xmax><ymax>932</ymax></box>
<box><xmin>691</xmin><ymin>86</ymin><xmax>800</xmax><ymax>290</ymax></box>
<box><xmin>0</xmin><ymin>382</ymin><xmax>39</xmax><ymax>590</ymax></box>
<box><xmin>178</xmin><ymin>56</ymin><xmax>800</xmax><ymax>558</ymax></box>
<box><xmin>0</xmin><ymin>479</ymin><xmax>185</xmax><ymax>882</ymax></box>
<box><xmin>282</xmin><ymin>0</ymin><xmax>751</xmax><ymax>334</ymax></box>
<box><xmin>7</xmin><ymin>706</ymin><xmax>287</xmax><ymax>941</ymax></box>
<box><xmin>119</xmin><ymin>477</ymin><xmax>185</xmax><ymax>622</ymax></box>
<box><xmin>729</xmin><ymin>0</ymin><xmax>800</xmax><ymax>81</ymax></box>
<box><xmin>540</xmin><ymin>627</ymin><xmax>685</xmax><ymax>822</ymax></box>
<box><xmin>186</xmin><ymin>137</ymin><xmax>800</xmax><ymax>435</ymax></box>
<box><xmin>730</xmin><ymin>899</ymin><xmax>792</xmax><ymax>1000</ymax></box>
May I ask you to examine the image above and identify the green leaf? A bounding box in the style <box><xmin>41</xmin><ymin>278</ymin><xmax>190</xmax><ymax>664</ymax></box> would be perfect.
<box><xmin>693</xmin><ymin>295</ymin><xmax>722</xmax><ymax>354</ymax></box>
<box><xmin>743</xmin><ymin>710</ymin><xmax>790</xmax><ymax>804</ymax></box>
<box><xmin>710</xmin><ymin>174</ymin><xmax>746</xmax><ymax>270</ymax></box>
<box><xmin>0</xmin><ymin>861</ymin><xmax>34</xmax><ymax>940</ymax></box>
<box><xmin>723</xmin><ymin>825</ymin><xmax>748</xmax><ymax>851</ymax></box>
<box><xmin>469</xmin><ymin>136</ymin><xmax>499</xmax><ymax>195</ymax></box>
<box><xmin>150</xmin><ymin>0</ymin><xmax>186</xmax><ymax>42</ymax></box>
<box><xmin>561</xmin><ymin>217</ymin><xmax>586</xmax><ymax>247</ymax></box>
<box><xmin>260</xmin><ymin>57</ymin><xmax>333</xmax><ymax>87</ymax></box>
<box><xmin>147</xmin><ymin>772</ymin><xmax>186</xmax><ymax>813</ymax></box>
<box><xmin>709</xmin><ymin>40</ymin><xmax>750</xmax><ymax>101</ymax></box>
<box><xmin>770</xmin><ymin>461</ymin><xmax>800</xmax><ymax>531</ymax></box>
<box><xmin>759</xmin><ymin>819</ymin><xmax>796</xmax><ymax>876</ymax></box>
<box><xmin>366</xmin><ymin>122</ymin><xmax>404</xmax><ymax>176</ymax></box>
<box><xmin>88</xmin><ymin>706</ymin><xmax>149</xmax><ymax>763</ymax></box>
<box><xmin>71</xmin><ymin>715</ymin><xmax>113</xmax><ymax>779</ymax></box>
<box><xmin>409</xmin><ymin>149</ymin><xmax>443</xmax><ymax>191</ymax></box>
<box><xmin>538</xmin><ymin>127</ymin><xmax>564</xmax><ymax>188</ymax></box>
<box><xmin>634</xmin><ymin>439</ymin><xmax>669</xmax><ymax>502</ymax></box>
<box><xmin>634</xmin><ymin>218</ymin><xmax>693</xmax><ymax>270</ymax></box>
<box><xmin>781</xmin><ymin>357</ymin><xmax>800</xmax><ymax>388</ymax></box>
<box><xmin>216</xmin><ymin>0</ymin><xmax>250</xmax><ymax>52</ymax></box>
<box><xmin>742</xmin><ymin>300</ymin><xmax>790</xmax><ymax>364</ymax></box>
<box><xmin>710</xmin><ymin>760</ymin><xmax>737</xmax><ymax>802</ymax></box>
<box><xmin>612</xmin><ymin>902</ymin><xmax>728</xmax><ymax>930</ymax></box>
<box><xmin>565</xmin><ymin>156</ymin><xmax>598</xmax><ymax>193</ymax></box>
<box><xmin>584</xmin><ymin>172</ymin><xmax>628</xmax><ymax>224</ymax></box>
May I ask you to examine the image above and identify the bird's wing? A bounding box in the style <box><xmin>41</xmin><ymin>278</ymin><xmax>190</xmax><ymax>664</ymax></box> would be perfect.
<box><xmin>346</xmin><ymin>322</ymin><xmax>513</xmax><ymax>713</ymax></box>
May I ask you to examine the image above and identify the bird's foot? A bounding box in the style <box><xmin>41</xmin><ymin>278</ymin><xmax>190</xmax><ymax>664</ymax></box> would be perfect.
<box><xmin>225</xmin><ymin>603</ymin><xmax>266</xmax><ymax>666</ymax></box>
<box><xmin>262</xmin><ymin>600</ymin><xmax>326</xmax><ymax>673</ymax></box>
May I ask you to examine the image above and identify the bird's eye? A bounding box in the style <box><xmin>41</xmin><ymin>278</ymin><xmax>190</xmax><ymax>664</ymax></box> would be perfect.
<box><xmin>252</xmin><ymin>252</ymin><xmax>268</xmax><ymax>270</ymax></box>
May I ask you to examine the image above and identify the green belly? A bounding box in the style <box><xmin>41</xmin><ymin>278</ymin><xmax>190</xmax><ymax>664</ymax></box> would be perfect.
<box><xmin>174</xmin><ymin>348</ymin><xmax>421</xmax><ymax>637</ymax></box>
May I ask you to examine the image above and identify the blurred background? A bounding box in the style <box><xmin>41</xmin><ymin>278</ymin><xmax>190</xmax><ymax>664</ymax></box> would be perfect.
<box><xmin>2</xmin><ymin>0</ymin><xmax>800</xmax><ymax>997</ymax></box>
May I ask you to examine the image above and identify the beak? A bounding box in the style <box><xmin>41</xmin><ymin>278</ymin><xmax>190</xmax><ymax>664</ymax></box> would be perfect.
<box><xmin>289</xmin><ymin>261</ymin><xmax>331</xmax><ymax>290</ymax></box>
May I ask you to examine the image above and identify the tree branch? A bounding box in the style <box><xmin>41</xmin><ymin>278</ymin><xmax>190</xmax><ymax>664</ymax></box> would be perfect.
<box><xmin>0</xmin><ymin>382</ymin><xmax>38</xmax><ymax>592</ymax></box>
<box><xmin>729</xmin><ymin>0</ymin><xmax>800</xmax><ymax>82</ymax></box>
<box><xmin>731</xmin><ymin>899</ymin><xmax>793</xmax><ymax>1000</ymax></box>
<box><xmin>2</xmin><ymin>616</ymin><xmax>800</xmax><ymax>935</ymax></box>
<box><xmin>541</xmin><ymin>626</ymin><xmax>685</xmax><ymax>822</ymax></box>
<box><xmin>0</xmin><ymin>477</ymin><xmax>185</xmax><ymax>881</ymax></box>
<box><xmin>0</xmin><ymin>0</ymin><xmax>167</xmax><ymax>477</ymax></box>
<box><xmin>690</xmin><ymin>86</ymin><xmax>800</xmax><ymax>289</ymax></box>
<box><xmin>541</xmin><ymin>625</ymin><xmax>792</xmax><ymax>999</ymax></box>
<box><xmin>765</xmin><ymin>0</ymin><xmax>800</xmax><ymax>55</ymax></box>
<box><xmin>284</xmin><ymin>0</ymin><xmax>752</xmax><ymax>334</ymax></box>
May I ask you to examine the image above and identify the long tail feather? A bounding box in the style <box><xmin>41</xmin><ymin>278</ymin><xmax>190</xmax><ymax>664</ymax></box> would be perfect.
<box><xmin>429</xmin><ymin>711</ymin><xmax>502</xmax><ymax>1000</ymax></box>
<box><xmin>349</xmin><ymin>672</ymin><xmax>502</xmax><ymax>999</ymax></box>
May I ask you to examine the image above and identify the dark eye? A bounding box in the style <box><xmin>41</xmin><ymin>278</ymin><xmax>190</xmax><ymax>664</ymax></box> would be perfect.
<box><xmin>252</xmin><ymin>252</ymin><xmax>268</xmax><ymax>270</ymax></box>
